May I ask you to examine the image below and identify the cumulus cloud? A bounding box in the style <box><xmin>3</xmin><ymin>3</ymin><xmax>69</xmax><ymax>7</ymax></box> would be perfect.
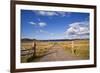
<box><xmin>29</xmin><ymin>21</ymin><xmax>36</xmax><ymax>25</ymax></box>
<box><xmin>57</xmin><ymin>12</ymin><xmax>71</xmax><ymax>17</ymax></box>
<box><xmin>35</xmin><ymin>11</ymin><xmax>71</xmax><ymax>17</ymax></box>
<box><xmin>29</xmin><ymin>21</ymin><xmax>47</xmax><ymax>27</ymax></box>
<box><xmin>38</xmin><ymin>22</ymin><xmax>47</xmax><ymax>27</ymax></box>
<box><xmin>65</xmin><ymin>21</ymin><xmax>89</xmax><ymax>39</ymax></box>
<box><xmin>36</xmin><ymin>11</ymin><xmax>58</xmax><ymax>16</ymax></box>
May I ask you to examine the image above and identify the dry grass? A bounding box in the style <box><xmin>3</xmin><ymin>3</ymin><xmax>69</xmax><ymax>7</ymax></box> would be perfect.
<box><xmin>59</xmin><ymin>40</ymin><xmax>89</xmax><ymax>59</ymax></box>
<box><xmin>21</xmin><ymin>40</ymin><xmax>89</xmax><ymax>62</ymax></box>
<box><xmin>35</xmin><ymin>42</ymin><xmax>54</xmax><ymax>56</ymax></box>
<box><xmin>21</xmin><ymin>41</ymin><xmax>54</xmax><ymax>62</ymax></box>
<box><xmin>21</xmin><ymin>42</ymin><xmax>33</xmax><ymax>50</ymax></box>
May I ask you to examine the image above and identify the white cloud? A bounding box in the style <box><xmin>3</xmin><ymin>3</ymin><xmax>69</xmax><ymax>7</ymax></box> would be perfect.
<box><xmin>37</xmin><ymin>11</ymin><xmax>58</xmax><ymax>16</ymax></box>
<box><xmin>29</xmin><ymin>21</ymin><xmax>36</xmax><ymax>25</ymax></box>
<box><xmin>57</xmin><ymin>12</ymin><xmax>66</xmax><ymax>17</ymax></box>
<box><xmin>30</xmin><ymin>21</ymin><xmax>47</xmax><ymax>27</ymax></box>
<box><xmin>38</xmin><ymin>22</ymin><xmax>47</xmax><ymax>27</ymax></box>
<box><xmin>65</xmin><ymin>21</ymin><xmax>89</xmax><ymax>39</ymax></box>
<box><xmin>35</xmin><ymin>11</ymin><xmax>71</xmax><ymax>17</ymax></box>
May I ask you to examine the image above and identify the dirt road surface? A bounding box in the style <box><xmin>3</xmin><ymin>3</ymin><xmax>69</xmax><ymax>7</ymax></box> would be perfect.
<box><xmin>37</xmin><ymin>43</ymin><xmax>81</xmax><ymax>62</ymax></box>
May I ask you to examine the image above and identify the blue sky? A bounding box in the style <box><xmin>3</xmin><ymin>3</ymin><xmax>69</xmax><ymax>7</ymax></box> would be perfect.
<box><xmin>21</xmin><ymin>10</ymin><xmax>89</xmax><ymax>40</ymax></box>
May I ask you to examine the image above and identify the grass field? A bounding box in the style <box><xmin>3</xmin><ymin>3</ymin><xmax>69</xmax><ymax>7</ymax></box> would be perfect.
<box><xmin>21</xmin><ymin>41</ymin><xmax>54</xmax><ymax>62</ymax></box>
<box><xmin>21</xmin><ymin>39</ymin><xmax>89</xmax><ymax>63</ymax></box>
<box><xmin>58</xmin><ymin>40</ymin><xmax>89</xmax><ymax>59</ymax></box>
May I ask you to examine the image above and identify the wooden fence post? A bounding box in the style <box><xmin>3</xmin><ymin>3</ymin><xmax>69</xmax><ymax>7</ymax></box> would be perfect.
<box><xmin>71</xmin><ymin>41</ymin><xmax>74</xmax><ymax>54</ymax></box>
<box><xmin>32</xmin><ymin>41</ymin><xmax>36</xmax><ymax>57</ymax></box>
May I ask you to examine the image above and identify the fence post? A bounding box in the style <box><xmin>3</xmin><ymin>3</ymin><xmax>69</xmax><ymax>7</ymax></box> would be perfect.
<box><xmin>32</xmin><ymin>40</ymin><xmax>36</xmax><ymax>57</ymax></box>
<box><xmin>71</xmin><ymin>41</ymin><xmax>74</xmax><ymax>54</ymax></box>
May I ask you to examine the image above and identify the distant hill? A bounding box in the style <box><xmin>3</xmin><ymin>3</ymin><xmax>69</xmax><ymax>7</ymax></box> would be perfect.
<box><xmin>21</xmin><ymin>38</ymin><xmax>36</xmax><ymax>42</ymax></box>
<box><xmin>21</xmin><ymin>38</ymin><xmax>89</xmax><ymax>42</ymax></box>
<box><xmin>37</xmin><ymin>39</ymin><xmax>89</xmax><ymax>42</ymax></box>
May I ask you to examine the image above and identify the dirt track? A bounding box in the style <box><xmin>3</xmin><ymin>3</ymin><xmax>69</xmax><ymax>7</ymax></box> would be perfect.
<box><xmin>37</xmin><ymin>43</ymin><xmax>81</xmax><ymax>62</ymax></box>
